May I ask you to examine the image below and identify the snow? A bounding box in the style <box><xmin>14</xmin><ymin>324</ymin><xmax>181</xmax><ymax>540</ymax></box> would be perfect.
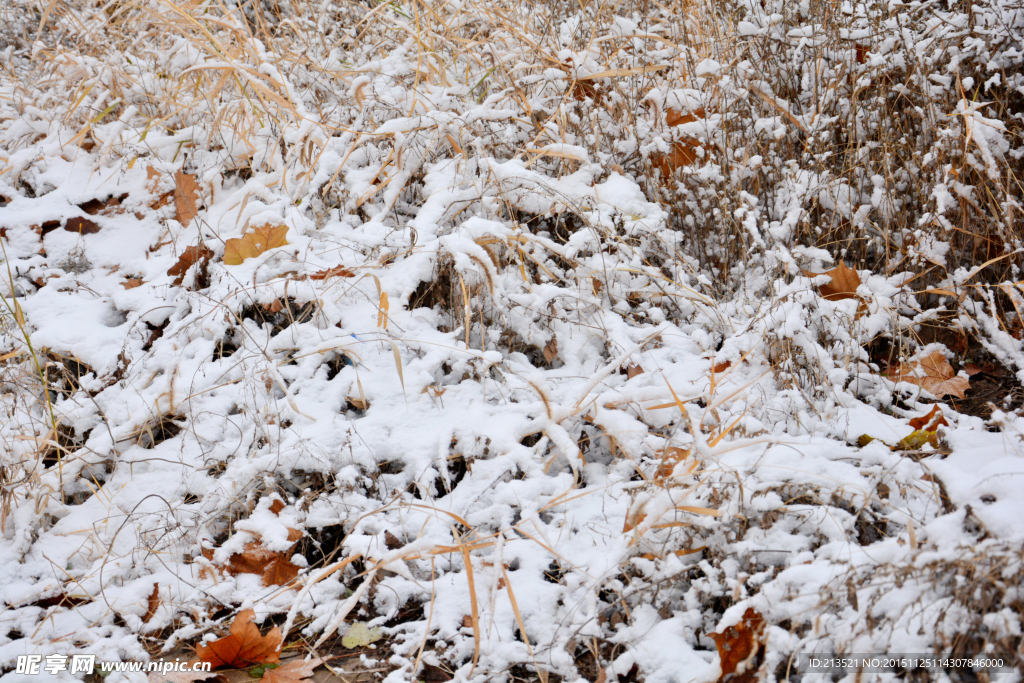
<box><xmin>0</xmin><ymin>0</ymin><xmax>1023</xmax><ymax>681</ymax></box>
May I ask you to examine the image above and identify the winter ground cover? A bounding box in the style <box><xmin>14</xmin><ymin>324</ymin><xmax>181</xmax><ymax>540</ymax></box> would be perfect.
<box><xmin>1</xmin><ymin>0</ymin><xmax>1024</xmax><ymax>681</ymax></box>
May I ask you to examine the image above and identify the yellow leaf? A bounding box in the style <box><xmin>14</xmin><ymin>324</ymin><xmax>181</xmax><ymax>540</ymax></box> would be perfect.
<box><xmin>224</xmin><ymin>225</ymin><xmax>289</xmax><ymax>265</ymax></box>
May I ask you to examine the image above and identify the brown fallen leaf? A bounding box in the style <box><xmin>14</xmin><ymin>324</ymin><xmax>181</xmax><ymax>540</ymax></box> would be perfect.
<box><xmin>147</xmin><ymin>167</ymin><xmax>175</xmax><ymax>210</ymax></box>
<box><xmin>223</xmin><ymin>225</ymin><xmax>289</xmax><ymax>265</ymax></box>
<box><xmin>962</xmin><ymin>363</ymin><xmax>985</xmax><ymax>376</ymax></box>
<box><xmin>892</xmin><ymin>350</ymin><xmax>971</xmax><ymax>399</ymax></box>
<box><xmin>197</xmin><ymin>609</ymin><xmax>282</xmax><ymax>669</ymax></box>
<box><xmin>144</xmin><ymin>583</ymin><xmax>160</xmax><ymax>623</ymax></box>
<box><xmin>625</xmin><ymin>363</ymin><xmax>644</xmax><ymax>379</ymax></box>
<box><xmin>80</xmin><ymin>195</ymin><xmax>125</xmax><ymax>216</ymax></box>
<box><xmin>203</xmin><ymin>529</ymin><xmax>304</xmax><ymax>587</ymax></box>
<box><xmin>804</xmin><ymin>261</ymin><xmax>860</xmax><ymax>301</ymax></box>
<box><xmin>65</xmin><ymin>216</ymin><xmax>101</xmax><ymax>235</ymax></box>
<box><xmin>712</xmin><ymin>360</ymin><xmax>732</xmax><ymax>374</ymax></box>
<box><xmin>269</xmin><ymin>499</ymin><xmax>285</xmax><ymax>515</ymax></box>
<box><xmin>710</xmin><ymin>608</ymin><xmax>766</xmax><ymax>683</ymax></box>
<box><xmin>146</xmin><ymin>665</ymin><xmax>221</xmax><ymax>683</ymax></box>
<box><xmin>908</xmin><ymin>405</ymin><xmax>949</xmax><ymax>431</ymax></box>
<box><xmin>269</xmin><ymin>299</ymin><xmax>284</xmax><ymax>314</ymax></box>
<box><xmin>655</xmin><ymin>445</ymin><xmax>690</xmax><ymax>479</ymax></box>
<box><xmin>261</xmin><ymin>658</ymin><xmax>324</xmax><ymax>683</ymax></box>
<box><xmin>651</xmin><ymin>108</ymin><xmax>708</xmax><ymax>180</ymax></box>
<box><xmin>309</xmin><ymin>265</ymin><xmax>356</xmax><ymax>280</ymax></box>
<box><xmin>122</xmin><ymin>278</ymin><xmax>144</xmax><ymax>290</ymax></box>
<box><xmin>543</xmin><ymin>336</ymin><xmax>558</xmax><ymax>364</ymax></box>
<box><xmin>167</xmin><ymin>245</ymin><xmax>214</xmax><ymax>286</ymax></box>
<box><xmin>174</xmin><ymin>171</ymin><xmax>202</xmax><ymax>226</ymax></box>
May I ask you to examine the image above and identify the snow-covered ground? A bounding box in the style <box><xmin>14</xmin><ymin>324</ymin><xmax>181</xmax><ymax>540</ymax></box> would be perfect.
<box><xmin>1</xmin><ymin>0</ymin><xmax>1023</xmax><ymax>681</ymax></box>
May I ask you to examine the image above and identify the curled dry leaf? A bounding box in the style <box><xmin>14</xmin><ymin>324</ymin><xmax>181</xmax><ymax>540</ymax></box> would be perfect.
<box><xmin>908</xmin><ymin>405</ymin><xmax>949</xmax><ymax>431</ymax></box>
<box><xmin>260</xmin><ymin>658</ymin><xmax>324</xmax><ymax>683</ymax></box>
<box><xmin>309</xmin><ymin>265</ymin><xmax>356</xmax><ymax>280</ymax></box>
<box><xmin>197</xmin><ymin>609</ymin><xmax>282</xmax><ymax>669</ymax></box>
<box><xmin>543</xmin><ymin>336</ymin><xmax>558</xmax><ymax>364</ymax></box>
<box><xmin>144</xmin><ymin>583</ymin><xmax>160</xmax><ymax>623</ymax></box>
<box><xmin>223</xmin><ymin>225</ymin><xmax>289</xmax><ymax>265</ymax></box>
<box><xmin>625</xmin><ymin>363</ymin><xmax>644</xmax><ymax>379</ymax></box>
<box><xmin>710</xmin><ymin>608</ymin><xmax>766</xmax><ymax>683</ymax></box>
<box><xmin>892</xmin><ymin>350</ymin><xmax>970</xmax><ymax>399</ymax></box>
<box><xmin>167</xmin><ymin>245</ymin><xmax>214</xmax><ymax>286</ymax></box>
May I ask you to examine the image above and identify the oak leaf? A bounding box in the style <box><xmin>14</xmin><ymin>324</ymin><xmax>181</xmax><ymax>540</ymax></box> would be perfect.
<box><xmin>260</xmin><ymin>658</ymin><xmax>324</xmax><ymax>683</ymax></box>
<box><xmin>908</xmin><ymin>405</ymin><xmax>949</xmax><ymax>431</ymax></box>
<box><xmin>710</xmin><ymin>608</ymin><xmax>765</xmax><ymax>683</ymax></box>
<box><xmin>224</xmin><ymin>225</ymin><xmax>289</xmax><ymax>265</ymax></box>
<box><xmin>197</xmin><ymin>609</ymin><xmax>282</xmax><ymax>669</ymax></box>
<box><xmin>892</xmin><ymin>350</ymin><xmax>970</xmax><ymax>399</ymax></box>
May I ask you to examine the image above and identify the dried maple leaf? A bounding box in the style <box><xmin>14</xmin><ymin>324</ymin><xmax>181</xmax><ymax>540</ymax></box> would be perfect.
<box><xmin>908</xmin><ymin>405</ymin><xmax>949</xmax><ymax>431</ymax></box>
<box><xmin>804</xmin><ymin>261</ymin><xmax>861</xmax><ymax>301</ymax></box>
<box><xmin>167</xmin><ymin>245</ymin><xmax>214</xmax><ymax>286</ymax></box>
<box><xmin>892</xmin><ymin>350</ymin><xmax>970</xmax><ymax>399</ymax></box>
<box><xmin>223</xmin><ymin>225</ymin><xmax>289</xmax><ymax>265</ymax></box>
<box><xmin>206</xmin><ymin>529</ymin><xmax>304</xmax><ymax>587</ymax></box>
<box><xmin>197</xmin><ymin>609</ymin><xmax>282</xmax><ymax>669</ymax></box>
<box><xmin>710</xmin><ymin>608</ymin><xmax>765</xmax><ymax>683</ymax></box>
<box><xmin>174</xmin><ymin>171</ymin><xmax>202</xmax><ymax>226</ymax></box>
<box><xmin>260</xmin><ymin>658</ymin><xmax>324</xmax><ymax>683</ymax></box>
<box><xmin>144</xmin><ymin>583</ymin><xmax>160</xmax><ymax>623</ymax></box>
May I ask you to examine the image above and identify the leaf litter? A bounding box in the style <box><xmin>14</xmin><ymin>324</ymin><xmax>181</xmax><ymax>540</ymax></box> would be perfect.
<box><xmin>0</xmin><ymin>0</ymin><xmax>1023</xmax><ymax>681</ymax></box>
